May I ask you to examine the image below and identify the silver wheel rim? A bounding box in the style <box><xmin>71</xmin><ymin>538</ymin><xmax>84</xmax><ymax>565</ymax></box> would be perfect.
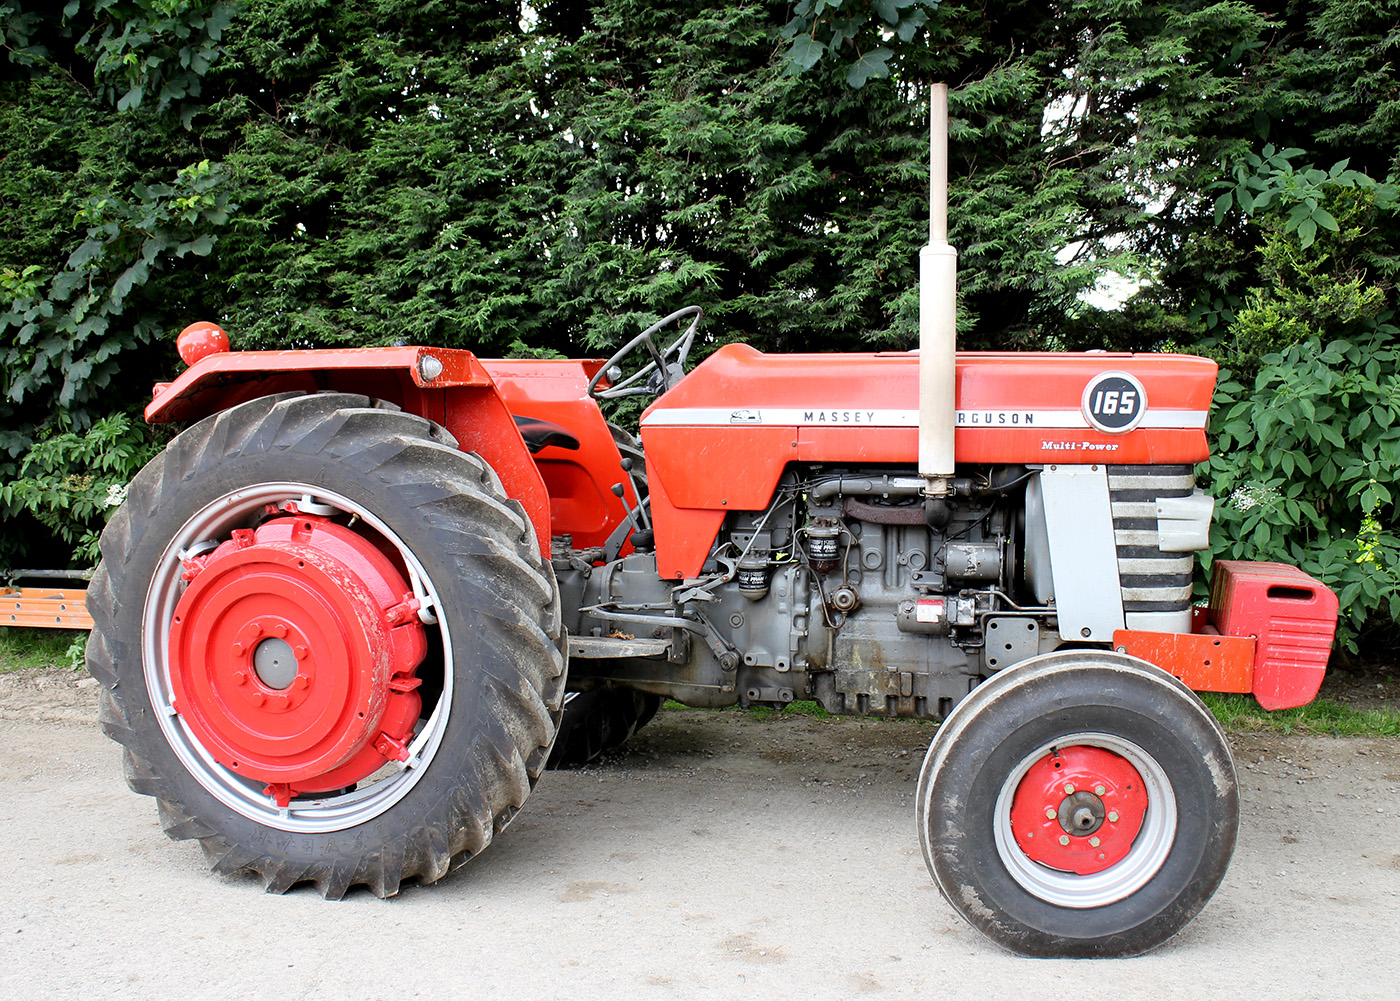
<box><xmin>992</xmin><ymin>731</ymin><xmax>1177</xmax><ymax>908</ymax></box>
<box><xmin>142</xmin><ymin>482</ymin><xmax>453</xmax><ymax>834</ymax></box>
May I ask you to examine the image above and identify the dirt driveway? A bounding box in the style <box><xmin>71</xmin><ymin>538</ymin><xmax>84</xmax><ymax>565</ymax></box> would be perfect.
<box><xmin>1</xmin><ymin>669</ymin><xmax>1397</xmax><ymax>1001</ymax></box>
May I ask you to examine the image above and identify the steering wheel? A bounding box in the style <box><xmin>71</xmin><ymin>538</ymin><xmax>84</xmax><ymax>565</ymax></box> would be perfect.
<box><xmin>588</xmin><ymin>306</ymin><xmax>704</xmax><ymax>401</ymax></box>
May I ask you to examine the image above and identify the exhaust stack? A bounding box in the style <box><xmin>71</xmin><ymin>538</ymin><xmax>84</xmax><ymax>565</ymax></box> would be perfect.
<box><xmin>918</xmin><ymin>83</ymin><xmax>957</xmax><ymax>498</ymax></box>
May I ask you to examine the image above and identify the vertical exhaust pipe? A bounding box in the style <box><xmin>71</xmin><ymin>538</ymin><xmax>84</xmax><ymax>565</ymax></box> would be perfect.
<box><xmin>919</xmin><ymin>83</ymin><xmax>957</xmax><ymax>502</ymax></box>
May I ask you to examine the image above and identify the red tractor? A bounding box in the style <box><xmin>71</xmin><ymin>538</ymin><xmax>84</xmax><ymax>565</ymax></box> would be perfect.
<box><xmin>86</xmin><ymin>88</ymin><xmax>1337</xmax><ymax>957</ymax></box>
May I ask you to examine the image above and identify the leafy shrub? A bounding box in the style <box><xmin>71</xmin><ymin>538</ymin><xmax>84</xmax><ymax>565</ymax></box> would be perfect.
<box><xmin>1205</xmin><ymin>336</ymin><xmax>1400</xmax><ymax>652</ymax></box>
<box><xmin>0</xmin><ymin>412</ymin><xmax>166</xmax><ymax>566</ymax></box>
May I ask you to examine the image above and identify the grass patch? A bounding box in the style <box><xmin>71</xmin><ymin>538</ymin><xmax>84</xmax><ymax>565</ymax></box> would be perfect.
<box><xmin>0</xmin><ymin>628</ymin><xmax>86</xmax><ymax>672</ymax></box>
<box><xmin>1200</xmin><ymin>692</ymin><xmax>1400</xmax><ymax>738</ymax></box>
<box><xmin>663</xmin><ymin>698</ymin><xmax>832</xmax><ymax>720</ymax></box>
<box><xmin>740</xmin><ymin>699</ymin><xmax>832</xmax><ymax>721</ymax></box>
<box><xmin>666</xmin><ymin>692</ymin><xmax>1400</xmax><ymax>738</ymax></box>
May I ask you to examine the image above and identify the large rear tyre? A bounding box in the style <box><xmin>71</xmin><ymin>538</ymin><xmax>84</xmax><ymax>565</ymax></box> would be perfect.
<box><xmin>547</xmin><ymin>688</ymin><xmax>662</xmax><ymax>768</ymax></box>
<box><xmin>916</xmin><ymin>650</ymin><xmax>1238</xmax><ymax>957</ymax></box>
<box><xmin>86</xmin><ymin>393</ymin><xmax>566</xmax><ymax>898</ymax></box>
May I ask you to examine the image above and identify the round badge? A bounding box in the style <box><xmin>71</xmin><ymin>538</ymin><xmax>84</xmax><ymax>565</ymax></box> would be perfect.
<box><xmin>1081</xmin><ymin>372</ymin><xmax>1148</xmax><ymax>434</ymax></box>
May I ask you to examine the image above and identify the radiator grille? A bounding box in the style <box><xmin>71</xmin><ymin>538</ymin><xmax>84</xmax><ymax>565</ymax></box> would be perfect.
<box><xmin>1108</xmin><ymin>465</ymin><xmax>1195</xmax><ymax>614</ymax></box>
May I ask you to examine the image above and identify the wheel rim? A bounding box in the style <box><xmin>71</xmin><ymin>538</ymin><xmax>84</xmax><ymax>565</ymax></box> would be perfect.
<box><xmin>143</xmin><ymin>482</ymin><xmax>454</xmax><ymax>834</ymax></box>
<box><xmin>992</xmin><ymin>732</ymin><xmax>1177</xmax><ymax>908</ymax></box>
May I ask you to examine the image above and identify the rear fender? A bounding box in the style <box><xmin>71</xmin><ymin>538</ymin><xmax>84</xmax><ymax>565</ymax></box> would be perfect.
<box><xmin>479</xmin><ymin>359</ymin><xmax>641</xmax><ymax>552</ymax></box>
<box><xmin>146</xmin><ymin>347</ymin><xmax>551</xmax><ymax>557</ymax></box>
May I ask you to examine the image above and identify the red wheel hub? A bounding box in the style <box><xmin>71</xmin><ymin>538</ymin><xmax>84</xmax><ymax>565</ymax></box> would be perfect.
<box><xmin>1008</xmin><ymin>744</ymin><xmax>1149</xmax><ymax>875</ymax></box>
<box><xmin>168</xmin><ymin>516</ymin><xmax>427</xmax><ymax>798</ymax></box>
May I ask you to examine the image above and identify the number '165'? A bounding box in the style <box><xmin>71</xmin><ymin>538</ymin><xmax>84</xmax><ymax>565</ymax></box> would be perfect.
<box><xmin>1093</xmin><ymin>390</ymin><xmax>1136</xmax><ymax>415</ymax></box>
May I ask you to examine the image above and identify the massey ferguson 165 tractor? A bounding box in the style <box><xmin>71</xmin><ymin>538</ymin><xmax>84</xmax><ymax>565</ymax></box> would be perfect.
<box><xmin>86</xmin><ymin>88</ymin><xmax>1338</xmax><ymax>957</ymax></box>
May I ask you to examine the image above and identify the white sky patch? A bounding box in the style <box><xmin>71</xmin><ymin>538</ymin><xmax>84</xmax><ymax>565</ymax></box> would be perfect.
<box><xmin>1043</xmin><ymin>84</ymin><xmax>1160</xmax><ymax>311</ymax></box>
<box><xmin>1079</xmin><ymin>269</ymin><xmax>1144</xmax><ymax>310</ymax></box>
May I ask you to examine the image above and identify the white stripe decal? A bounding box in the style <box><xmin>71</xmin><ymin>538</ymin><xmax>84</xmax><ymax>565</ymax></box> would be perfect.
<box><xmin>641</xmin><ymin>407</ymin><xmax>1207</xmax><ymax>430</ymax></box>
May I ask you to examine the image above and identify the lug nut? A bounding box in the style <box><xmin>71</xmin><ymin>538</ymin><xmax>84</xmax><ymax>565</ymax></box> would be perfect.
<box><xmin>231</xmin><ymin>642</ymin><xmax>245</xmax><ymax>656</ymax></box>
<box><xmin>1108</xmin><ymin>811</ymin><xmax>1120</xmax><ymax>823</ymax></box>
<box><xmin>1095</xmin><ymin>785</ymin><xmax>1106</xmax><ymax>796</ymax></box>
<box><xmin>1059</xmin><ymin>835</ymin><xmax>1070</xmax><ymax>846</ymax></box>
<box><xmin>1044</xmin><ymin>808</ymin><xmax>1056</xmax><ymax>820</ymax></box>
<box><xmin>1089</xmin><ymin>836</ymin><xmax>1101</xmax><ymax>848</ymax></box>
<box><xmin>294</xmin><ymin>645</ymin><xmax>308</xmax><ymax>660</ymax></box>
<box><xmin>232</xmin><ymin>671</ymin><xmax>247</xmax><ymax>686</ymax></box>
<box><xmin>272</xmin><ymin>623</ymin><xmax>287</xmax><ymax>638</ymax></box>
<box><xmin>1063</xmin><ymin>783</ymin><xmax>1075</xmax><ymax>795</ymax></box>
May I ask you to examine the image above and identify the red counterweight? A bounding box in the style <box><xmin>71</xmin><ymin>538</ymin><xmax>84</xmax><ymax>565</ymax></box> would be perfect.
<box><xmin>1209</xmin><ymin>560</ymin><xmax>1340</xmax><ymax>710</ymax></box>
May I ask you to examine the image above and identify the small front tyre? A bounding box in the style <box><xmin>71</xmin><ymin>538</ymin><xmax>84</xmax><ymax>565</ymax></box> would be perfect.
<box><xmin>916</xmin><ymin>650</ymin><xmax>1238</xmax><ymax>958</ymax></box>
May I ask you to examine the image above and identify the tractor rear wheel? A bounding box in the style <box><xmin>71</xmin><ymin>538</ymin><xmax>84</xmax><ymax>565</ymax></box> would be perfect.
<box><xmin>916</xmin><ymin>650</ymin><xmax>1238</xmax><ymax>957</ymax></box>
<box><xmin>86</xmin><ymin>393</ymin><xmax>566</xmax><ymax>898</ymax></box>
<box><xmin>548</xmin><ymin>688</ymin><xmax>662</xmax><ymax>767</ymax></box>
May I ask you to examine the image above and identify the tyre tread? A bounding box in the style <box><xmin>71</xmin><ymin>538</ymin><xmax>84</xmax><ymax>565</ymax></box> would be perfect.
<box><xmin>88</xmin><ymin>392</ymin><xmax>566</xmax><ymax>899</ymax></box>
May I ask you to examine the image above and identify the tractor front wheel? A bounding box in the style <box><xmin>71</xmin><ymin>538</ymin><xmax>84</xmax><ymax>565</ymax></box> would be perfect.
<box><xmin>916</xmin><ymin>650</ymin><xmax>1238</xmax><ymax>957</ymax></box>
<box><xmin>86</xmin><ymin>393</ymin><xmax>566</xmax><ymax>898</ymax></box>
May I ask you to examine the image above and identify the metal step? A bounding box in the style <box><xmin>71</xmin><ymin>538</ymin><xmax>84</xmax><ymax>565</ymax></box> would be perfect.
<box><xmin>567</xmin><ymin>635</ymin><xmax>670</xmax><ymax>659</ymax></box>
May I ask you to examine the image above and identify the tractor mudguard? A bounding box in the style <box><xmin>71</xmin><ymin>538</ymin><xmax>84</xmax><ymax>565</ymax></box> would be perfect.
<box><xmin>146</xmin><ymin>345</ymin><xmax>554</xmax><ymax>557</ymax></box>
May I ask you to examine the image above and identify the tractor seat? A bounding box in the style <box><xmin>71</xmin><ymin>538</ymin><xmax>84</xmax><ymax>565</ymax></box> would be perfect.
<box><xmin>512</xmin><ymin>415</ymin><xmax>581</xmax><ymax>454</ymax></box>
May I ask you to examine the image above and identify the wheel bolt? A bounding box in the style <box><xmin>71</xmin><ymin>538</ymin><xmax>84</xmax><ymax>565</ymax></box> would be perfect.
<box><xmin>1063</xmin><ymin>783</ymin><xmax>1075</xmax><ymax>795</ymax></box>
<box><xmin>232</xmin><ymin>671</ymin><xmax>247</xmax><ymax>686</ymax></box>
<box><xmin>1095</xmin><ymin>785</ymin><xmax>1106</xmax><ymax>796</ymax></box>
<box><xmin>1108</xmin><ymin>811</ymin><xmax>1119</xmax><ymax>823</ymax></box>
<box><xmin>272</xmin><ymin>694</ymin><xmax>290</xmax><ymax>710</ymax></box>
<box><xmin>1044</xmin><ymin>807</ymin><xmax>1056</xmax><ymax>820</ymax></box>
<box><xmin>1059</xmin><ymin>835</ymin><xmax>1070</xmax><ymax>846</ymax></box>
<box><xmin>1089</xmin><ymin>836</ymin><xmax>1101</xmax><ymax>848</ymax></box>
<box><xmin>272</xmin><ymin>623</ymin><xmax>287</xmax><ymax>638</ymax></box>
<box><xmin>293</xmin><ymin>675</ymin><xmax>308</xmax><ymax>690</ymax></box>
<box><xmin>294</xmin><ymin>645</ymin><xmax>308</xmax><ymax>660</ymax></box>
<box><xmin>231</xmin><ymin>642</ymin><xmax>245</xmax><ymax>656</ymax></box>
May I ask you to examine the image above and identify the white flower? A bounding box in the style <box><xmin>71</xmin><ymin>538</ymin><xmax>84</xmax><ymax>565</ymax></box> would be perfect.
<box><xmin>1230</xmin><ymin>484</ymin><xmax>1279</xmax><ymax>512</ymax></box>
<box><xmin>104</xmin><ymin>482</ymin><xmax>128</xmax><ymax>508</ymax></box>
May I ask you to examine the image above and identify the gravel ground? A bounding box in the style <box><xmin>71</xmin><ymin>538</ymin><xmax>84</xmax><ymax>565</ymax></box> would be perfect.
<box><xmin>0</xmin><ymin>668</ymin><xmax>1397</xmax><ymax>1001</ymax></box>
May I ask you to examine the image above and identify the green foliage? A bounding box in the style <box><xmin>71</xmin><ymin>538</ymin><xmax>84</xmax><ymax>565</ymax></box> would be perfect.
<box><xmin>780</xmin><ymin>0</ymin><xmax>940</xmax><ymax>87</ymax></box>
<box><xmin>1199</xmin><ymin>692</ymin><xmax>1400</xmax><ymax>737</ymax></box>
<box><xmin>69</xmin><ymin>0</ymin><xmax>235</xmax><ymax>117</ymax></box>
<box><xmin>0</xmin><ymin>1</ymin><xmax>233</xmax><ymax>568</ymax></box>
<box><xmin>0</xmin><ymin>627</ymin><xmax>87</xmax><ymax>673</ymax></box>
<box><xmin>1</xmin><ymin>412</ymin><xmax>166</xmax><ymax>564</ymax></box>
<box><xmin>0</xmin><ymin>158</ymin><xmax>233</xmax><ymax>429</ymax></box>
<box><xmin>1206</xmin><ymin>336</ymin><xmax>1400</xmax><ymax>650</ymax></box>
<box><xmin>1199</xmin><ymin>141</ymin><xmax>1400</xmax><ymax>654</ymax></box>
<box><xmin>1214</xmin><ymin>144</ymin><xmax>1399</xmax><ymax>249</ymax></box>
<box><xmin>1208</xmin><ymin>185</ymin><xmax>1397</xmax><ymax>372</ymax></box>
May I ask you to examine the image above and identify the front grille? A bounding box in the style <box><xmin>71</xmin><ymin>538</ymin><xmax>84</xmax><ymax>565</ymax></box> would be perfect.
<box><xmin>1107</xmin><ymin>465</ymin><xmax>1195</xmax><ymax>614</ymax></box>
